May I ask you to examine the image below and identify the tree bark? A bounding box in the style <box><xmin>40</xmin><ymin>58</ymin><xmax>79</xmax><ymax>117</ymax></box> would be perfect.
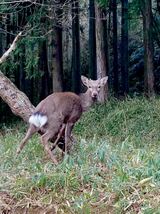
<box><xmin>89</xmin><ymin>0</ymin><xmax>97</xmax><ymax>80</ymax></box>
<box><xmin>0</xmin><ymin>15</ymin><xmax>3</xmax><ymax>57</ymax></box>
<box><xmin>39</xmin><ymin>40</ymin><xmax>50</xmax><ymax>100</ymax></box>
<box><xmin>95</xmin><ymin>3</ymin><xmax>109</xmax><ymax>102</ymax></box>
<box><xmin>49</xmin><ymin>1</ymin><xmax>63</xmax><ymax>92</ymax></box>
<box><xmin>71</xmin><ymin>0</ymin><xmax>81</xmax><ymax>94</ymax></box>
<box><xmin>0</xmin><ymin>70</ymin><xmax>34</xmax><ymax>122</ymax></box>
<box><xmin>19</xmin><ymin>43</ymin><xmax>26</xmax><ymax>92</ymax></box>
<box><xmin>121</xmin><ymin>0</ymin><xmax>129</xmax><ymax>96</ymax></box>
<box><xmin>112</xmin><ymin>0</ymin><xmax>119</xmax><ymax>96</ymax></box>
<box><xmin>141</xmin><ymin>0</ymin><xmax>154</xmax><ymax>96</ymax></box>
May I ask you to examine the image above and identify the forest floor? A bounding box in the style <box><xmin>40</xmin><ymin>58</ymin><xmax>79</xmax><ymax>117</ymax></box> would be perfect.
<box><xmin>0</xmin><ymin>97</ymin><xmax>160</xmax><ymax>213</ymax></box>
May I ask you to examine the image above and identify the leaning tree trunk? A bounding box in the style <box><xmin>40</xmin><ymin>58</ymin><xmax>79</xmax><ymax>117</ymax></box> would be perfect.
<box><xmin>0</xmin><ymin>32</ymin><xmax>34</xmax><ymax>122</ymax></box>
<box><xmin>0</xmin><ymin>70</ymin><xmax>34</xmax><ymax>122</ymax></box>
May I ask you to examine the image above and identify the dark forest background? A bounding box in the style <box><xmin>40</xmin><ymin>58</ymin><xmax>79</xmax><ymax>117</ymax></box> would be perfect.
<box><xmin>0</xmin><ymin>0</ymin><xmax>160</xmax><ymax>123</ymax></box>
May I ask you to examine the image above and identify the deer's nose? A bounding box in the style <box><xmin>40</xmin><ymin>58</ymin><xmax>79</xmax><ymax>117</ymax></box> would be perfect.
<box><xmin>92</xmin><ymin>92</ymin><xmax>98</xmax><ymax>99</ymax></box>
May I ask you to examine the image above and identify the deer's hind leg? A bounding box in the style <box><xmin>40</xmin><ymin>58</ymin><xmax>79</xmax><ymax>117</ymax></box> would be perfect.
<box><xmin>41</xmin><ymin>132</ymin><xmax>59</xmax><ymax>164</ymax></box>
<box><xmin>40</xmin><ymin>120</ymin><xmax>63</xmax><ymax>164</ymax></box>
<box><xmin>17</xmin><ymin>124</ymin><xmax>38</xmax><ymax>155</ymax></box>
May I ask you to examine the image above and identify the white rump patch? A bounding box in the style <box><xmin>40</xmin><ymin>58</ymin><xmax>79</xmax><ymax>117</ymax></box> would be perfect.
<box><xmin>29</xmin><ymin>114</ymin><xmax>48</xmax><ymax>128</ymax></box>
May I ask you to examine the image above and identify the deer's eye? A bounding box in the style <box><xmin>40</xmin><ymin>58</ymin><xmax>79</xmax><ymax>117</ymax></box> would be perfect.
<box><xmin>98</xmin><ymin>86</ymin><xmax>101</xmax><ymax>89</ymax></box>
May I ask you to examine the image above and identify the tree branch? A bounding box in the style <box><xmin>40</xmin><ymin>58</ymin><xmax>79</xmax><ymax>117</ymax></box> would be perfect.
<box><xmin>0</xmin><ymin>32</ymin><xmax>22</xmax><ymax>65</ymax></box>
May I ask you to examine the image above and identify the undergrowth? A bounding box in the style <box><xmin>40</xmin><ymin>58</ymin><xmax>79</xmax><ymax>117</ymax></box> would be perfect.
<box><xmin>0</xmin><ymin>97</ymin><xmax>160</xmax><ymax>213</ymax></box>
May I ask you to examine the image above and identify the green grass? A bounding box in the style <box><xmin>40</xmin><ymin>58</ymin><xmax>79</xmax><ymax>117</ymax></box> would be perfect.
<box><xmin>0</xmin><ymin>97</ymin><xmax>160</xmax><ymax>213</ymax></box>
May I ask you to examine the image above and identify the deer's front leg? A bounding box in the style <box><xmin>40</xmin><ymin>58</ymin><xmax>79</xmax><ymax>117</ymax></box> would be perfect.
<box><xmin>64</xmin><ymin>123</ymin><xmax>75</xmax><ymax>154</ymax></box>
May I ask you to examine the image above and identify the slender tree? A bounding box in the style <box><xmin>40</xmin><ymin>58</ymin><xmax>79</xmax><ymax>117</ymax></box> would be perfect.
<box><xmin>121</xmin><ymin>0</ymin><xmax>129</xmax><ymax>95</ymax></box>
<box><xmin>95</xmin><ymin>3</ymin><xmax>109</xmax><ymax>101</ymax></box>
<box><xmin>19</xmin><ymin>43</ymin><xmax>26</xmax><ymax>92</ymax></box>
<box><xmin>112</xmin><ymin>0</ymin><xmax>119</xmax><ymax>96</ymax></box>
<box><xmin>0</xmin><ymin>15</ymin><xmax>3</xmax><ymax>57</ymax></box>
<box><xmin>39</xmin><ymin>40</ymin><xmax>50</xmax><ymax>100</ymax></box>
<box><xmin>107</xmin><ymin>0</ymin><xmax>112</xmax><ymax>89</ymax></box>
<box><xmin>49</xmin><ymin>1</ymin><xmax>64</xmax><ymax>92</ymax></box>
<box><xmin>140</xmin><ymin>0</ymin><xmax>154</xmax><ymax>96</ymax></box>
<box><xmin>16</xmin><ymin>10</ymin><xmax>26</xmax><ymax>92</ymax></box>
<box><xmin>71</xmin><ymin>0</ymin><xmax>81</xmax><ymax>94</ymax></box>
<box><xmin>89</xmin><ymin>0</ymin><xmax>97</xmax><ymax>80</ymax></box>
<box><xmin>157</xmin><ymin>0</ymin><xmax>160</xmax><ymax>13</ymax></box>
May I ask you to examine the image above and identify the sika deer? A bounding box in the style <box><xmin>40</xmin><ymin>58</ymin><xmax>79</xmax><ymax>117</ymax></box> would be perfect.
<box><xmin>50</xmin><ymin>75</ymin><xmax>108</xmax><ymax>151</ymax></box>
<box><xmin>17</xmin><ymin>75</ymin><xmax>108</xmax><ymax>163</ymax></box>
<box><xmin>16</xmin><ymin>92</ymin><xmax>83</xmax><ymax>164</ymax></box>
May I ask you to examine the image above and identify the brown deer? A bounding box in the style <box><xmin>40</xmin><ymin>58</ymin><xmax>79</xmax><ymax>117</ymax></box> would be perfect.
<box><xmin>16</xmin><ymin>92</ymin><xmax>83</xmax><ymax>164</ymax></box>
<box><xmin>16</xmin><ymin>75</ymin><xmax>108</xmax><ymax>164</ymax></box>
<box><xmin>50</xmin><ymin>75</ymin><xmax>108</xmax><ymax>151</ymax></box>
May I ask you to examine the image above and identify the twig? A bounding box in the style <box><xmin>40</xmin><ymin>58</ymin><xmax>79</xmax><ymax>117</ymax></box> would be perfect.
<box><xmin>91</xmin><ymin>195</ymin><xmax>108</xmax><ymax>206</ymax></box>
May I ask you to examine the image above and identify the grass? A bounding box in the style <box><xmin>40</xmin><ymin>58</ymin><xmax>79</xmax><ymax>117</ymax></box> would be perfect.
<box><xmin>0</xmin><ymin>97</ymin><xmax>160</xmax><ymax>213</ymax></box>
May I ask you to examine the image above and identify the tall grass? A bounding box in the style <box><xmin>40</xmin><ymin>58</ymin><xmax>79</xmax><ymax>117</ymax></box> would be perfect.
<box><xmin>0</xmin><ymin>97</ymin><xmax>160</xmax><ymax>213</ymax></box>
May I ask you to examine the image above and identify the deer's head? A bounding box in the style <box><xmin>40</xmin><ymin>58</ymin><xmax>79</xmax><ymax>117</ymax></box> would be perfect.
<box><xmin>81</xmin><ymin>75</ymin><xmax>108</xmax><ymax>101</ymax></box>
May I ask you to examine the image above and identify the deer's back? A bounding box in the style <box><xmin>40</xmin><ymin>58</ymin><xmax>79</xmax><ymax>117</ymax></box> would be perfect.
<box><xmin>34</xmin><ymin>92</ymin><xmax>82</xmax><ymax>122</ymax></box>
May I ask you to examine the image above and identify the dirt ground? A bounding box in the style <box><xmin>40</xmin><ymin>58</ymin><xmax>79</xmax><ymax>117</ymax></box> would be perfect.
<box><xmin>0</xmin><ymin>191</ymin><xmax>57</xmax><ymax>214</ymax></box>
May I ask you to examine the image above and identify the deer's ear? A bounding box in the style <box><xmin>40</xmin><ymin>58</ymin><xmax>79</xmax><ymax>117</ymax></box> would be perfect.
<box><xmin>100</xmin><ymin>76</ymin><xmax>108</xmax><ymax>86</ymax></box>
<box><xmin>81</xmin><ymin>75</ymin><xmax>89</xmax><ymax>86</ymax></box>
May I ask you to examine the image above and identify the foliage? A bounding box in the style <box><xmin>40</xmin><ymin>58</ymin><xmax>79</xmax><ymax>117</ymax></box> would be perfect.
<box><xmin>0</xmin><ymin>97</ymin><xmax>160</xmax><ymax>213</ymax></box>
<box><xmin>96</xmin><ymin>0</ymin><xmax>109</xmax><ymax>8</ymax></box>
<box><xmin>0</xmin><ymin>0</ymin><xmax>159</xmax><ymax>100</ymax></box>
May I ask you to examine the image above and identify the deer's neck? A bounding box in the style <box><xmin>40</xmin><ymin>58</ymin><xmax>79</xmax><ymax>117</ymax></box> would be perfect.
<box><xmin>79</xmin><ymin>90</ymin><xmax>94</xmax><ymax>112</ymax></box>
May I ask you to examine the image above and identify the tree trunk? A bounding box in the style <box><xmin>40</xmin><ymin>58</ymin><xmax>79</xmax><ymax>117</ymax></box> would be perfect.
<box><xmin>112</xmin><ymin>0</ymin><xmax>119</xmax><ymax>96</ymax></box>
<box><xmin>89</xmin><ymin>0</ymin><xmax>97</xmax><ymax>80</ymax></box>
<box><xmin>141</xmin><ymin>0</ymin><xmax>154</xmax><ymax>96</ymax></box>
<box><xmin>71</xmin><ymin>0</ymin><xmax>81</xmax><ymax>94</ymax></box>
<box><xmin>107</xmin><ymin>0</ymin><xmax>112</xmax><ymax>89</ymax></box>
<box><xmin>49</xmin><ymin>2</ymin><xmax>63</xmax><ymax>92</ymax></box>
<box><xmin>0</xmin><ymin>70</ymin><xmax>34</xmax><ymax>122</ymax></box>
<box><xmin>0</xmin><ymin>15</ymin><xmax>3</xmax><ymax>57</ymax></box>
<box><xmin>95</xmin><ymin>3</ymin><xmax>109</xmax><ymax>102</ymax></box>
<box><xmin>157</xmin><ymin>0</ymin><xmax>160</xmax><ymax>13</ymax></box>
<box><xmin>39</xmin><ymin>40</ymin><xmax>50</xmax><ymax>100</ymax></box>
<box><xmin>19</xmin><ymin>43</ymin><xmax>26</xmax><ymax>92</ymax></box>
<box><xmin>121</xmin><ymin>0</ymin><xmax>129</xmax><ymax>96</ymax></box>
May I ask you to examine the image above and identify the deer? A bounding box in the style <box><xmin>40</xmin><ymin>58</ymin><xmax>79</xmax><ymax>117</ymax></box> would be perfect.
<box><xmin>50</xmin><ymin>75</ymin><xmax>108</xmax><ymax>151</ymax></box>
<box><xmin>16</xmin><ymin>75</ymin><xmax>108</xmax><ymax>164</ymax></box>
